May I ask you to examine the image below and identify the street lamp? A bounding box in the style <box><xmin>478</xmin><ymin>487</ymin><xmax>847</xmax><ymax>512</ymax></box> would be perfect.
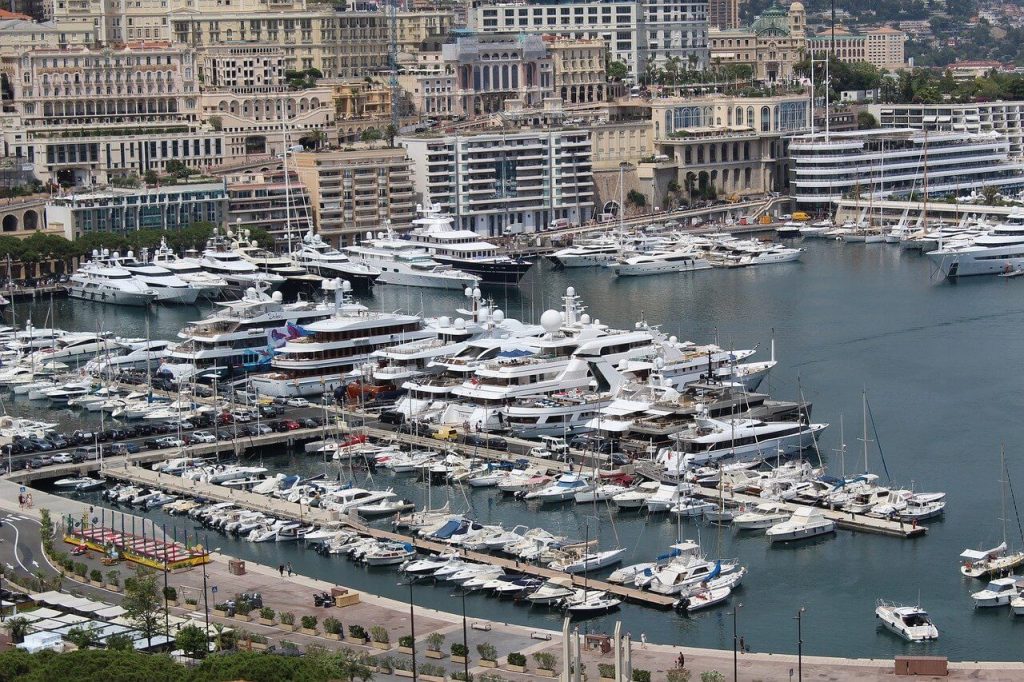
<box><xmin>399</xmin><ymin>581</ymin><xmax>418</xmax><ymax>681</ymax></box>
<box><xmin>450</xmin><ymin>589</ymin><xmax>470</xmax><ymax>682</ymax></box>
<box><xmin>730</xmin><ymin>602</ymin><xmax>743</xmax><ymax>681</ymax></box>
<box><xmin>794</xmin><ymin>607</ymin><xmax>806</xmax><ymax>682</ymax></box>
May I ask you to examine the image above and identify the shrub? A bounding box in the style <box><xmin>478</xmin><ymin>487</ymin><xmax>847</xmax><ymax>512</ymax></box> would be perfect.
<box><xmin>213</xmin><ymin>603</ymin><xmax>228</xmax><ymax>612</ymax></box>
<box><xmin>348</xmin><ymin>624</ymin><xmax>367</xmax><ymax>640</ymax></box>
<box><xmin>425</xmin><ymin>631</ymin><xmax>445</xmax><ymax>652</ymax></box>
<box><xmin>300</xmin><ymin>615</ymin><xmax>318</xmax><ymax>630</ymax></box>
<box><xmin>701</xmin><ymin>673</ymin><xmax>725</xmax><ymax>682</ymax></box>
<box><xmin>399</xmin><ymin>634</ymin><xmax>414</xmax><ymax>648</ymax></box>
<box><xmin>507</xmin><ymin>651</ymin><xmax>527</xmax><ymax>667</ymax></box>
<box><xmin>279</xmin><ymin>611</ymin><xmax>295</xmax><ymax>625</ymax></box>
<box><xmin>392</xmin><ymin>657</ymin><xmax>412</xmax><ymax>671</ymax></box>
<box><xmin>106</xmin><ymin>570</ymin><xmax>120</xmax><ymax>587</ymax></box>
<box><xmin>259</xmin><ymin>607</ymin><xmax>275</xmax><ymax>620</ymax></box>
<box><xmin>451</xmin><ymin>642</ymin><xmax>468</xmax><ymax>657</ymax></box>
<box><xmin>373</xmin><ymin>655</ymin><xmax>395</xmax><ymax>672</ymax></box>
<box><xmin>184</xmin><ymin>597</ymin><xmax>198</xmax><ymax>606</ymax></box>
<box><xmin>599</xmin><ymin>663</ymin><xmax>616</xmax><ymax>678</ymax></box>
<box><xmin>477</xmin><ymin>641</ymin><xmax>497</xmax><ymax>661</ymax></box>
<box><xmin>633</xmin><ymin>670</ymin><xmax>652</xmax><ymax>682</ymax></box>
<box><xmin>479</xmin><ymin>675</ymin><xmax>505</xmax><ymax>682</ymax></box>
<box><xmin>235</xmin><ymin>600</ymin><xmax>252</xmax><ymax>616</ymax></box>
<box><xmin>279</xmin><ymin>640</ymin><xmax>300</xmax><ymax>654</ymax></box>
<box><xmin>451</xmin><ymin>673</ymin><xmax>474</xmax><ymax>681</ymax></box>
<box><xmin>323</xmin><ymin>616</ymin><xmax>342</xmax><ymax>634</ymax></box>
<box><xmin>667</xmin><ymin>670</ymin><xmax>692</xmax><ymax>682</ymax></box>
<box><xmin>534</xmin><ymin>652</ymin><xmax>556</xmax><ymax>670</ymax></box>
<box><xmin>419</xmin><ymin>663</ymin><xmax>446</xmax><ymax>677</ymax></box>
<box><xmin>370</xmin><ymin>625</ymin><xmax>389</xmax><ymax>643</ymax></box>
<box><xmin>106</xmin><ymin>632</ymin><xmax>134</xmax><ymax>651</ymax></box>
<box><xmin>89</xmin><ymin>569</ymin><xmax>102</xmax><ymax>583</ymax></box>
<box><xmin>163</xmin><ymin>586</ymin><xmax>177</xmax><ymax>601</ymax></box>
<box><xmin>74</xmin><ymin>562</ymin><xmax>88</xmax><ymax>577</ymax></box>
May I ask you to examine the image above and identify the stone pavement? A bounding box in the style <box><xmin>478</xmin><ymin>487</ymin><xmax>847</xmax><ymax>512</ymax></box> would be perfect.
<box><xmin>4</xmin><ymin>478</ymin><xmax>1024</xmax><ymax>680</ymax></box>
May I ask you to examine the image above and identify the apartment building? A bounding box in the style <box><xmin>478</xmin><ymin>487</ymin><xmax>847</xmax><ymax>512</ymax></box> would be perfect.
<box><xmin>225</xmin><ymin>171</ymin><xmax>314</xmax><ymax>246</ymax></box>
<box><xmin>442</xmin><ymin>32</ymin><xmax>553</xmax><ymax>118</ymax></box>
<box><xmin>807</xmin><ymin>26</ymin><xmax>906</xmax><ymax>70</ymax></box>
<box><xmin>546</xmin><ymin>36</ymin><xmax>608</xmax><ymax>104</ymax></box>
<box><xmin>399</xmin><ymin>128</ymin><xmax>594</xmax><ymax>235</ymax></box>
<box><xmin>395</xmin><ymin>9</ymin><xmax>456</xmax><ymax>53</ymax></box>
<box><xmin>292</xmin><ymin>147</ymin><xmax>415</xmax><ymax>246</ymax></box>
<box><xmin>871</xmin><ymin>101</ymin><xmax>1024</xmax><ymax>157</ymax></box>
<box><xmin>709</xmin><ymin>3</ymin><xmax>806</xmax><ymax>83</ymax></box>
<box><xmin>44</xmin><ymin>182</ymin><xmax>226</xmax><ymax>238</ymax></box>
<box><xmin>708</xmin><ymin>0</ymin><xmax>738</xmax><ymax>29</ymax></box>
<box><xmin>469</xmin><ymin>0</ymin><xmax>708</xmax><ymax>79</ymax></box>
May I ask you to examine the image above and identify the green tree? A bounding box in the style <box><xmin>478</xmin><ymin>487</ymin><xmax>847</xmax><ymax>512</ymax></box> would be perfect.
<box><xmin>105</xmin><ymin>633</ymin><xmax>134</xmax><ymax>651</ymax></box>
<box><xmin>626</xmin><ymin>189</ymin><xmax>647</xmax><ymax>207</ymax></box>
<box><xmin>360</xmin><ymin>128</ymin><xmax>383</xmax><ymax>143</ymax></box>
<box><xmin>122</xmin><ymin>567</ymin><xmax>162</xmax><ymax>649</ymax></box>
<box><xmin>66</xmin><ymin>625</ymin><xmax>101</xmax><ymax>650</ymax></box>
<box><xmin>607</xmin><ymin>60</ymin><xmax>628</xmax><ymax>81</ymax></box>
<box><xmin>4</xmin><ymin>616</ymin><xmax>29</xmax><ymax>643</ymax></box>
<box><xmin>856</xmin><ymin>111</ymin><xmax>878</xmax><ymax>130</ymax></box>
<box><xmin>175</xmin><ymin>623</ymin><xmax>209</xmax><ymax>660</ymax></box>
<box><xmin>143</xmin><ymin>170</ymin><xmax>159</xmax><ymax>186</ymax></box>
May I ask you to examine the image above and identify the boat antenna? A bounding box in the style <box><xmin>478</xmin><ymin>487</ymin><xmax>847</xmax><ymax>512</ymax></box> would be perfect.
<box><xmin>1003</xmin><ymin>449</ymin><xmax>1024</xmax><ymax>548</ymax></box>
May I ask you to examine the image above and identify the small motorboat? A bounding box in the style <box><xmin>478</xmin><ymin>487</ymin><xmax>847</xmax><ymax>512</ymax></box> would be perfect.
<box><xmin>607</xmin><ymin>562</ymin><xmax>655</xmax><ymax>585</ymax></box>
<box><xmin>669</xmin><ymin>498</ymin><xmax>716</xmax><ymax>518</ymax></box>
<box><xmin>526</xmin><ymin>577</ymin><xmax>576</xmax><ymax>605</ymax></box>
<box><xmin>971</xmin><ymin>576</ymin><xmax>1019</xmax><ymax>607</ymax></box>
<box><xmin>549</xmin><ymin>547</ymin><xmax>627</xmax><ymax>574</ymax></box>
<box><xmin>564</xmin><ymin>592</ymin><xmax>622</xmax><ymax>615</ymax></box>
<box><xmin>875</xmin><ymin>600</ymin><xmax>939</xmax><ymax>642</ymax></box>
<box><xmin>733</xmin><ymin>502</ymin><xmax>790</xmax><ymax>530</ymax></box>
<box><xmin>766</xmin><ymin>507</ymin><xmax>836</xmax><ymax>543</ymax></box>
<box><xmin>679</xmin><ymin>585</ymin><xmax>732</xmax><ymax>612</ymax></box>
<box><xmin>356</xmin><ymin>499</ymin><xmax>416</xmax><ymax>517</ymax></box>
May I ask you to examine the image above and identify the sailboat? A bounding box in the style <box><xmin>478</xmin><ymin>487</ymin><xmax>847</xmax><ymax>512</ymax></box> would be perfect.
<box><xmin>561</xmin><ymin>519</ymin><xmax>623</xmax><ymax>616</ymax></box>
<box><xmin>960</xmin><ymin>446</ymin><xmax>1024</xmax><ymax>579</ymax></box>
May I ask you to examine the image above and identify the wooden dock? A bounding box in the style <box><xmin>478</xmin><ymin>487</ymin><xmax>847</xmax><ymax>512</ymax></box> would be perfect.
<box><xmin>635</xmin><ymin>464</ymin><xmax>927</xmax><ymax>539</ymax></box>
<box><xmin>102</xmin><ymin>463</ymin><xmax>677</xmax><ymax>609</ymax></box>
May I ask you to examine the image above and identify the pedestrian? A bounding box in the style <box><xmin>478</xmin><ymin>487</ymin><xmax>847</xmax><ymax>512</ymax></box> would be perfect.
<box><xmin>278</xmin><ymin>564</ymin><xmax>284</xmax><ymax>577</ymax></box>
<box><xmin>640</xmin><ymin>633</ymin><xmax>647</xmax><ymax>648</ymax></box>
<box><xmin>287</xmin><ymin>562</ymin><xmax>293</xmax><ymax>576</ymax></box>
<box><xmin>26</xmin><ymin>493</ymin><xmax>31</xmax><ymax>508</ymax></box>
<box><xmin>739</xmin><ymin>636</ymin><xmax>745</xmax><ymax>653</ymax></box>
<box><xmin>17</xmin><ymin>494</ymin><xmax>23</xmax><ymax>509</ymax></box>
<box><xmin>678</xmin><ymin>652</ymin><xmax>685</xmax><ymax>669</ymax></box>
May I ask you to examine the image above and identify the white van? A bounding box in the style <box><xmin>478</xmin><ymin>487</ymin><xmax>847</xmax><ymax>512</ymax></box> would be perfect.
<box><xmin>548</xmin><ymin>218</ymin><xmax>571</xmax><ymax>230</ymax></box>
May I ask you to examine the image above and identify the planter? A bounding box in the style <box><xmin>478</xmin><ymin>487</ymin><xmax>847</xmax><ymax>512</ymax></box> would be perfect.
<box><xmin>277</xmin><ymin>623</ymin><xmax>296</xmax><ymax>632</ymax></box>
<box><xmin>324</xmin><ymin>632</ymin><xmax>341</xmax><ymax>641</ymax></box>
<box><xmin>233</xmin><ymin>613</ymin><xmax>251</xmax><ymax>622</ymax></box>
<box><xmin>506</xmin><ymin>664</ymin><xmax>527</xmax><ymax>673</ymax></box>
<box><xmin>372</xmin><ymin>641</ymin><xmax>390</xmax><ymax>651</ymax></box>
<box><xmin>479</xmin><ymin>660</ymin><xmax>498</xmax><ymax>668</ymax></box>
<box><xmin>452</xmin><ymin>655</ymin><xmax>467</xmax><ymax>664</ymax></box>
<box><xmin>421</xmin><ymin>675</ymin><xmax>445</xmax><ymax>682</ymax></box>
<box><xmin>90</xmin><ymin>580</ymin><xmax>104</xmax><ymax>587</ymax></box>
<box><xmin>249</xmin><ymin>642</ymin><xmax>268</xmax><ymax>651</ymax></box>
<box><xmin>537</xmin><ymin>669</ymin><xmax>556</xmax><ymax>677</ymax></box>
<box><xmin>425</xmin><ymin>649</ymin><xmax>443</xmax><ymax>659</ymax></box>
<box><xmin>600</xmin><ymin>677</ymin><xmax>616</xmax><ymax>682</ymax></box>
<box><xmin>301</xmin><ymin>627</ymin><xmax>318</xmax><ymax>636</ymax></box>
<box><xmin>105</xmin><ymin>584</ymin><xmax>121</xmax><ymax>593</ymax></box>
<box><xmin>257</xmin><ymin>618</ymin><xmax>275</xmax><ymax>626</ymax></box>
<box><xmin>394</xmin><ymin>670</ymin><xmax>414</xmax><ymax>679</ymax></box>
<box><xmin>165</xmin><ymin>599</ymin><xmax>178</xmax><ymax>608</ymax></box>
<box><xmin>344</xmin><ymin>637</ymin><xmax>365</xmax><ymax>646</ymax></box>
<box><xmin>398</xmin><ymin>646</ymin><xmax>414</xmax><ymax>655</ymax></box>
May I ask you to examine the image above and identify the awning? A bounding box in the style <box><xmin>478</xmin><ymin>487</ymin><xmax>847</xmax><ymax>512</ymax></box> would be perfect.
<box><xmin>600</xmin><ymin>399</ymin><xmax>651</xmax><ymax>417</ymax></box>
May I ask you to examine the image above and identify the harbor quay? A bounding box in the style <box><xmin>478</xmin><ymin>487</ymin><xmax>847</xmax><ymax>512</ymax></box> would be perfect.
<box><xmin>4</xmin><ymin>479</ymin><xmax>1024</xmax><ymax>680</ymax></box>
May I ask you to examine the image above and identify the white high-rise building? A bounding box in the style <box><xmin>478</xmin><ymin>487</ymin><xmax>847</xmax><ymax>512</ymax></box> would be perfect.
<box><xmin>400</xmin><ymin>129</ymin><xmax>594</xmax><ymax>235</ymax></box>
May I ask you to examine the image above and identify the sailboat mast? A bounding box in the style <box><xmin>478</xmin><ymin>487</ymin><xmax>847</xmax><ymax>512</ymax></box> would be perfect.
<box><xmin>1001</xmin><ymin>445</ymin><xmax>1008</xmax><ymax>546</ymax></box>
<box><xmin>861</xmin><ymin>390</ymin><xmax>868</xmax><ymax>473</ymax></box>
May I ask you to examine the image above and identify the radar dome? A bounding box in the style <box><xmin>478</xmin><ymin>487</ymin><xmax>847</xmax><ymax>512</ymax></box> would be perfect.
<box><xmin>473</xmin><ymin>287</ymin><xmax>482</xmax><ymax>299</ymax></box>
<box><xmin>438</xmin><ymin>316</ymin><xmax>451</xmax><ymax>328</ymax></box>
<box><xmin>464</xmin><ymin>287</ymin><xmax>474</xmax><ymax>297</ymax></box>
<box><xmin>669</xmin><ymin>335</ymin><xmax>678</xmax><ymax>344</ymax></box>
<box><xmin>566</xmin><ymin>286</ymin><xmax>576</xmax><ymax>297</ymax></box>
<box><xmin>341</xmin><ymin>280</ymin><xmax>352</xmax><ymax>292</ymax></box>
<box><xmin>246</xmin><ymin>287</ymin><xmax>257</xmax><ymax>298</ymax></box>
<box><xmin>635</xmin><ymin>321</ymin><xmax>642</xmax><ymax>329</ymax></box>
<box><xmin>618</xmin><ymin>359</ymin><xmax>629</xmax><ymax>370</ymax></box>
<box><xmin>126</xmin><ymin>250</ymin><xmax>134</xmax><ymax>259</ymax></box>
<box><xmin>112</xmin><ymin>251</ymin><xmax>120</xmax><ymax>259</ymax></box>
<box><xmin>654</xmin><ymin>357</ymin><xmax>664</xmax><ymax>369</ymax></box>
<box><xmin>492</xmin><ymin>309</ymin><xmax>505</xmax><ymax>323</ymax></box>
<box><xmin>580</xmin><ymin>313</ymin><xmax>591</xmax><ymax>325</ymax></box>
<box><xmin>272</xmin><ymin>291</ymin><xmax>283</xmax><ymax>302</ymax></box>
<box><xmin>454</xmin><ymin>318</ymin><xmax>466</xmax><ymax>330</ymax></box>
<box><xmin>540</xmin><ymin>309</ymin><xmax>562</xmax><ymax>333</ymax></box>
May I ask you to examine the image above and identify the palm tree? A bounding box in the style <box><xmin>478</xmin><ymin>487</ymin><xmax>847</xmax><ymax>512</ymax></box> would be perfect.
<box><xmin>5</xmin><ymin>617</ymin><xmax>29</xmax><ymax>643</ymax></box>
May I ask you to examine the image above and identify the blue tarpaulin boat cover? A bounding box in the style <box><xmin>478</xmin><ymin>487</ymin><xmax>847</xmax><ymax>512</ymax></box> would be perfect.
<box><xmin>429</xmin><ymin>519</ymin><xmax>462</xmax><ymax>540</ymax></box>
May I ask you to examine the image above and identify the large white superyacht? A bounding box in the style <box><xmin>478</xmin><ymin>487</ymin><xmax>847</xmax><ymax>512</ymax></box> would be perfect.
<box><xmin>198</xmin><ymin>231</ymin><xmax>286</xmax><ymax>296</ymax></box>
<box><xmin>111</xmin><ymin>249</ymin><xmax>201</xmax><ymax>305</ymax></box>
<box><xmin>150</xmin><ymin>239</ymin><xmax>229</xmax><ymax>300</ymax></box>
<box><xmin>160</xmin><ymin>284</ymin><xmax>333</xmax><ymax>381</ymax></box>
<box><xmin>291</xmin><ymin>230</ymin><xmax>381</xmax><ymax>290</ymax></box>
<box><xmin>927</xmin><ymin>212</ymin><xmax>1024</xmax><ymax>278</ymax></box>
<box><xmin>69</xmin><ymin>252</ymin><xmax>157</xmax><ymax>307</ymax></box>
<box><xmin>344</xmin><ymin>226</ymin><xmax>480</xmax><ymax>290</ymax></box>
<box><xmin>249</xmin><ymin>279</ymin><xmax>433</xmax><ymax>397</ymax></box>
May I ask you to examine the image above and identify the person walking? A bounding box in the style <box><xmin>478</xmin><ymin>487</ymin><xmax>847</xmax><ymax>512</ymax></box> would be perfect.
<box><xmin>640</xmin><ymin>633</ymin><xmax>647</xmax><ymax>648</ymax></box>
<box><xmin>286</xmin><ymin>562</ymin><xmax>293</xmax><ymax>576</ymax></box>
<box><xmin>278</xmin><ymin>564</ymin><xmax>285</xmax><ymax>577</ymax></box>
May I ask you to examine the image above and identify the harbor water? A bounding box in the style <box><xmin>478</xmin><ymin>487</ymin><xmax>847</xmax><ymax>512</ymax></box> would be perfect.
<box><xmin>18</xmin><ymin>238</ymin><xmax>1024</xmax><ymax>661</ymax></box>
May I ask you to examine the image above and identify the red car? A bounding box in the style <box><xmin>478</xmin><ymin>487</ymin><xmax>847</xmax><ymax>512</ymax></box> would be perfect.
<box><xmin>217</xmin><ymin>413</ymin><xmax>234</xmax><ymax>425</ymax></box>
<box><xmin>283</xmin><ymin>420</ymin><xmax>302</xmax><ymax>431</ymax></box>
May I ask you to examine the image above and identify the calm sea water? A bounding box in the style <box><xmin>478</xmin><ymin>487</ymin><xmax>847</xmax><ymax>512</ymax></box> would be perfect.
<box><xmin>20</xmin><ymin>240</ymin><xmax>1024</xmax><ymax>660</ymax></box>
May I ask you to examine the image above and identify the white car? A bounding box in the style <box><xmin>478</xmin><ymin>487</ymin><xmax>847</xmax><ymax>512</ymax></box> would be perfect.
<box><xmin>50</xmin><ymin>453</ymin><xmax>73</xmax><ymax>464</ymax></box>
<box><xmin>157</xmin><ymin>437</ymin><xmax>186</xmax><ymax>448</ymax></box>
<box><xmin>286</xmin><ymin>398</ymin><xmax>310</xmax><ymax>408</ymax></box>
<box><xmin>231</xmin><ymin>410</ymin><xmax>253</xmax><ymax>423</ymax></box>
<box><xmin>191</xmin><ymin>431</ymin><xmax>217</xmax><ymax>444</ymax></box>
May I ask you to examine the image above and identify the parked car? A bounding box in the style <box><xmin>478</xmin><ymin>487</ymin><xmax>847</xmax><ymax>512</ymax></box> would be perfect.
<box><xmin>283</xmin><ymin>420</ymin><xmax>302</xmax><ymax>431</ymax></box>
<box><xmin>432</xmin><ymin>425</ymin><xmax>459</xmax><ymax>441</ymax></box>
<box><xmin>50</xmin><ymin>453</ymin><xmax>73</xmax><ymax>464</ymax></box>
<box><xmin>379</xmin><ymin>410</ymin><xmax>405</xmax><ymax>425</ymax></box>
<box><xmin>191</xmin><ymin>431</ymin><xmax>217</xmax><ymax>444</ymax></box>
<box><xmin>286</xmin><ymin>397</ymin><xmax>310</xmax><ymax>408</ymax></box>
<box><xmin>28</xmin><ymin>456</ymin><xmax>53</xmax><ymax>468</ymax></box>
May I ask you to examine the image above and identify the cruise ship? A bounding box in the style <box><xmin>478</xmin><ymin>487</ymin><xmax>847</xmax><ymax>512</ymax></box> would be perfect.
<box><xmin>927</xmin><ymin>212</ymin><xmax>1024</xmax><ymax>278</ymax></box>
<box><xmin>291</xmin><ymin>230</ymin><xmax>380</xmax><ymax>290</ymax></box>
<box><xmin>69</xmin><ymin>252</ymin><xmax>157</xmax><ymax>307</ymax></box>
<box><xmin>249</xmin><ymin>279</ymin><xmax>432</xmax><ymax>397</ymax></box>
<box><xmin>408</xmin><ymin>203</ymin><xmax>532</xmax><ymax>285</ymax></box>
<box><xmin>160</xmin><ymin>284</ymin><xmax>334</xmax><ymax>381</ymax></box>
<box><xmin>344</xmin><ymin>226</ymin><xmax>480</xmax><ymax>289</ymax></box>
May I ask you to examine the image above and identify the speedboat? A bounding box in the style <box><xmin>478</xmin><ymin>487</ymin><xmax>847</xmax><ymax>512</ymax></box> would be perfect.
<box><xmin>523</xmin><ymin>473</ymin><xmax>593</xmax><ymax>504</ymax></box>
<box><xmin>765</xmin><ymin>507</ymin><xmax>836</xmax><ymax>543</ymax></box>
<box><xmin>669</xmin><ymin>497</ymin><xmax>716</xmax><ymax>518</ymax></box>
<box><xmin>971</xmin><ymin>577</ymin><xmax>1018</xmax><ymax>607</ymax></box>
<box><xmin>607</xmin><ymin>562</ymin><xmax>656</xmax><ymax>585</ymax></box>
<box><xmin>733</xmin><ymin>502</ymin><xmax>790</xmax><ymax>530</ymax></box>
<box><xmin>526</xmin><ymin>577</ymin><xmax>576</xmax><ymax>605</ymax></box>
<box><xmin>612</xmin><ymin>481</ymin><xmax>660</xmax><ymax>510</ymax></box>
<box><xmin>875</xmin><ymin>601</ymin><xmax>939</xmax><ymax>642</ymax></box>
<box><xmin>549</xmin><ymin>547</ymin><xmax>627</xmax><ymax>574</ymax></box>
<box><xmin>564</xmin><ymin>591</ymin><xmax>622</xmax><ymax>615</ymax></box>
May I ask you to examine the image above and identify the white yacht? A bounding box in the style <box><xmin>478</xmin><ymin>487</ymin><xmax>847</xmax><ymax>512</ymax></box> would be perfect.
<box><xmin>344</xmin><ymin>226</ymin><xmax>480</xmax><ymax>289</ymax></box>
<box><xmin>160</xmin><ymin>284</ymin><xmax>333</xmax><ymax>381</ymax></box>
<box><xmin>610</xmin><ymin>248</ymin><xmax>713</xmax><ymax>277</ymax></box>
<box><xmin>249</xmin><ymin>279</ymin><xmax>432</xmax><ymax>397</ymax></box>
<box><xmin>85</xmin><ymin>338</ymin><xmax>174</xmax><ymax>376</ymax></box>
<box><xmin>875</xmin><ymin>601</ymin><xmax>939</xmax><ymax>642</ymax></box>
<box><xmin>199</xmin><ymin>231</ymin><xmax>286</xmax><ymax>295</ymax></box>
<box><xmin>290</xmin><ymin>230</ymin><xmax>380</xmax><ymax>290</ymax></box>
<box><xmin>69</xmin><ymin>252</ymin><xmax>157</xmax><ymax>307</ymax></box>
<box><xmin>765</xmin><ymin>507</ymin><xmax>836</xmax><ymax>543</ymax></box>
<box><xmin>24</xmin><ymin>332</ymin><xmax>111</xmax><ymax>366</ymax></box>
<box><xmin>150</xmin><ymin>239</ymin><xmax>229</xmax><ymax>300</ymax></box>
<box><xmin>548</xmin><ymin>237</ymin><xmax>621</xmax><ymax>268</ymax></box>
<box><xmin>230</xmin><ymin>229</ymin><xmax>322</xmax><ymax>292</ymax></box>
<box><xmin>111</xmin><ymin>249</ymin><xmax>201</xmax><ymax>305</ymax></box>
<box><xmin>928</xmin><ymin>212</ymin><xmax>1024</xmax><ymax>278</ymax></box>
<box><xmin>660</xmin><ymin>416</ymin><xmax>827</xmax><ymax>468</ymax></box>
<box><xmin>408</xmin><ymin>202</ymin><xmax>533</xmax><ymax>285</ymax></box>
<box><xmin>971</xmin><ymin>577</ymin><xmax>1019</xmax><ymax>607</ymax></box>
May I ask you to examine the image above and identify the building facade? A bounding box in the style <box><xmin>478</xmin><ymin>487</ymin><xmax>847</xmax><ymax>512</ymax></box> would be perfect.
<box><xmin>469</xmin><ymin>0</ymin><xmax>708</xmax><ymax>79</ymax></box>
<box><xmin>546</xmin><ymin>36</ymin><xmax>608</xmax><ymax>104</ymax></box>
<box><xmin>807</xmin><ymin>26</ymin><xmax>905</xmax><ymax>70</ymax></box>
<box><xmin>708</xmin><ymin>0</ymin><xmax>738</xmax><ymax>30</ymax></box>
<box><xmin>399</xmin><ymin>128</ymin><xmax>594</xmax><ymax>235</ymax></box>
<box><xmin>788</xmin><ymin>129</ymin><xmax>1024</xmax><ymax>206</ymax></box>
<box><xmin>871</xmin><ymin>101</ymin><xmax>1024</xmax><ymax>158</ymax></box>
<box><xmin>225</xmin><ymin>171</ymin><xmax>314</xmax><ymax>246</ymax></box>
<box><xmin>708</xmin><ymin>2</ymin><xmax>805</xmax><ymax>83</ymax></box>
<box><xmin>291</xmin><ymin>147</ymin><xmax>415</xmax><ymax>246</ymax></box>
<box><xmin>442</xmin><ymin>32</ymin><xmax>553</xmax><ymax>118</ymax></box>
<box><xmin>44</xmin><ymin>182</ymin><xmax>226</xmax><ymax>238</ymax></box>
<box><xmin>395</xmin><ymin>10</ymin><xmax>456</xmax><ymax>53</ymax></box>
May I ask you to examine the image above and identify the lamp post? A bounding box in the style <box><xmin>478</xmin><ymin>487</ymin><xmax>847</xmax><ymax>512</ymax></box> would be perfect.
<box><xmin>730</xmin><ymin>602</ymin><xmax>743</xmax><ymax>681</ymax></box>
<box><xmin>794</xmin><ymin>607</ymin><xmax>805</xmax><ymax>682</ymax></box>
<box><xmin>400</xmin><ymin>580</ymin><xmax>418</xmax><ymax>682</ymax></box>
<box><xmin>451</xmin><ymin>589</ymin><xmax>470</xmax><ymax>682</ymax></box>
